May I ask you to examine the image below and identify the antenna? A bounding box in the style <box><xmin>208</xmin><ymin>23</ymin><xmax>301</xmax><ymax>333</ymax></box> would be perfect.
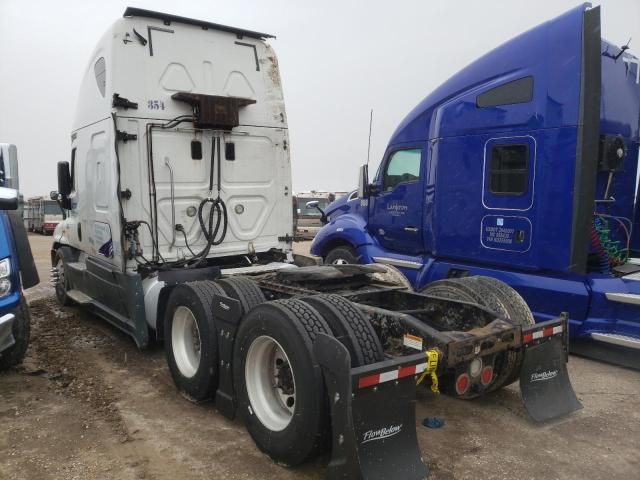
<box><xmin>366</xmin><ymin>109</ymin><xmax>373</xmax><ymax>167</ymax></box>
<box><xmin>613</xmin><ymin>38</ymin><xmax>631</xmax><ymax>61</ymax></box>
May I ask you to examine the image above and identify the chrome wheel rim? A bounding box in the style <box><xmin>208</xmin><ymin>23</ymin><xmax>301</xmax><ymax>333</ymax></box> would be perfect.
<box><xmin>55</xmin><ymin>258</ymin><xmax>65</xmax><ymax>297</ymax></box>
<box><xmin>245</xmin><ymin>336</ymin><xmax>296</xmax><ymax>432</ymax></box>
<box><xmin>331</xmin><ymin>258</ymin><xmax>349</xmax><ymax>265</ymax></box>
<box><xmin>171</xmin><ymin>306</ymin><xmax>202</xmax><ymax>378</ymax></box>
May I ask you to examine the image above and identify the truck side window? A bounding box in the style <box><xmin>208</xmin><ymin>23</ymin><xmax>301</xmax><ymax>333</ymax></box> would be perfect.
<box><xmin>489</xmin><ymin>144</ymin><xmax>528</xmax><ymax>195</ymax></box>
<box><xmin>476</xmin><ymin>76</ymin><xmax>533</xmax><ymax>108</ymax></box>
<box><xmin>94</xmin><ymin>57</ymin><xmax>106</xmax><ymax>97</ymax></box>
<box><xmin>382</xmin><ymin>149</ymin><xmax>421</xmax><ymax>192</ymax></box>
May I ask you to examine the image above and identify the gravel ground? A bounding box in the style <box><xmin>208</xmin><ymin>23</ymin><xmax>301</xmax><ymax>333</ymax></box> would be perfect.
<box><xmin>0</xmin><ymin>234</ymin><xmax>638</xmax><ymax>480</ymax></box>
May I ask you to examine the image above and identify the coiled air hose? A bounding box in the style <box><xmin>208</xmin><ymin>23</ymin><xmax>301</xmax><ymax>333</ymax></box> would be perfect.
<box><xmin>591</xmin><ymin>215</ymin><xmax>630</xmax><ymax>274</ymax></box>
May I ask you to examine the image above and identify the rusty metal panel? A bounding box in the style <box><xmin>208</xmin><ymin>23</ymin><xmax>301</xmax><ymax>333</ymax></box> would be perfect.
<box><xmin>171</xmin><ymin>92</ymin><xmax>256</xmax><ymax>130</ymax></box>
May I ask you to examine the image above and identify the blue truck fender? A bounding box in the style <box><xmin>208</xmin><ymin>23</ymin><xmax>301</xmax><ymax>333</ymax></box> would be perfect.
<box><xmin>310</xmin><ymin>214</ymin><xmax>375</xmax><ymax>262</ymax></box>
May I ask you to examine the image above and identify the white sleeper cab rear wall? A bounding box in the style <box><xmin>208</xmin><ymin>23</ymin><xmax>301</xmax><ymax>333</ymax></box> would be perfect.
<box><xmin>67</xmin><ymin>8</ymin><xmax>292</xmax><ymax>270</ymax></box>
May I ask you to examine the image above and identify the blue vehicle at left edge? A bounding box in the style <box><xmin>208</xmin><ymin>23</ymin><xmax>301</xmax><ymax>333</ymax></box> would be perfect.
<box><xmin>0</xmin><ymin>144</ymin><xmax>39</xmax><ymax>371</ymax></box>
<box><xmin>311</xmin><ymin>4</ymin><xmax>640</xmax><ymax>367</ymax></box>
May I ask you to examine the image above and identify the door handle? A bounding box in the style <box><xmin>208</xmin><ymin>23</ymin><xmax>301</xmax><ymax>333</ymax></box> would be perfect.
<box><xmin>404</xmin><ymin>226</ymin><xmax>419</xmax><ymax>232</ymax></box>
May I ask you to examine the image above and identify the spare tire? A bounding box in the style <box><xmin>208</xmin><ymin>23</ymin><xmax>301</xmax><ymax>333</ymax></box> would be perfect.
<box><xmin>234</xmin><ymin>299</ymin><xmax>331</xmax><ymax>466</ymax></box>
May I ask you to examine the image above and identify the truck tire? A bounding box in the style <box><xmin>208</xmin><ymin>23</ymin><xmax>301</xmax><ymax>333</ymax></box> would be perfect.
<box><xmin>420</xmin><ymin>276</ymin><xmax>529</xmax><ymax>397</ymax></box>
<box><xmin>300</xmin><ymin>294</ymin><xmax>384</xmax><ymax>366</ymax></box>
<box><xmin>164</xmin><ymin>281</ymin><xmax>225</xmax><ymax>402</ymax></box>
<box><xmin>324</xmin><ymin>245</ymin><xmax>359</xmax><ymax>265</ymax></box>
<box><xmin>0</xmin><ymin>297</ymin><xmax>31</xmax><ymax>370</ymax></box>
<box><xmin>370</xmin><ymin>264</ymin><xmax>414</xmax><ymax>290</ymax></box>
<box><xmin>216</xmin><ymin>276</ymin><xmax>265</xmax><ymax>314</ymax></box>
<box><xmin>53</xmin><ymin>249</ymin><xmax>73</xmax><ymax>306</ymax></box>
<box><xmin>467</xmin><ymin>276</ymin><xmax>534</xmax><ymax>387</ymax></box>
<box><xmin>234</xmin><ymin>299</ymin><xmax>332</xmax><ymax>466</ymax></box>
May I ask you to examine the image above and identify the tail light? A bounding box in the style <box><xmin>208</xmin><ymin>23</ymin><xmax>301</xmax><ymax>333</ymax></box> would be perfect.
<box><xmin>455</xmin><ymin>373</ymin><xmax>470</xmax><ymax>395</ymax></box>
<box><xmin>480</xmin><ymin>366</ymin><xmax>493</xmax><ymax>386</ymax></box>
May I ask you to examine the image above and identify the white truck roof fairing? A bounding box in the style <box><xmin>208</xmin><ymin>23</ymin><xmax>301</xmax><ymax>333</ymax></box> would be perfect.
<box><xmin>73</xmin><ymin>9</ymin><xmax>285</xmax><ymax>132</ymax></box>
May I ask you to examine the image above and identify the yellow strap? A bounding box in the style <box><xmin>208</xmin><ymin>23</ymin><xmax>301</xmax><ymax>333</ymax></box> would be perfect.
<box><xmin>416</xmin><ymin>349</ymin><xmax>440</xmax><ymax>393</ymax></box>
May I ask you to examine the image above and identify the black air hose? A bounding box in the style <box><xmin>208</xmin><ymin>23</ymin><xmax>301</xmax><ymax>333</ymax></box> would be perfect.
<box><xmin>191</xmin><ymin>135</ymin><xmax>228</xmax><ymax>266</ymax></box>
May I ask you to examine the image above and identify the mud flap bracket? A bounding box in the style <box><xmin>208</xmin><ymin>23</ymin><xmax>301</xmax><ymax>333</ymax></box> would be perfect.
<box><xmin>314</xmin><ymin>333</ymin><xmax>428</xmax><ymax>480</ymax></box>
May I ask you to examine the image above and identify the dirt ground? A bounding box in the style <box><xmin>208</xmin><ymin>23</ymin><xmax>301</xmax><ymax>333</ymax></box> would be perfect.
<box><xmin>0</xmin><ymin>234</ymin><xmax>639</xmax><ymax>480</ymax></box>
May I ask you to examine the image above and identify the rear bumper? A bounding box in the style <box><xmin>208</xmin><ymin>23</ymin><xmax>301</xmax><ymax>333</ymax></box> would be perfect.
<box><xmin>0</xmin><ymin>312</ymin><xmax>16</xmax><ymax>353</ymax></box>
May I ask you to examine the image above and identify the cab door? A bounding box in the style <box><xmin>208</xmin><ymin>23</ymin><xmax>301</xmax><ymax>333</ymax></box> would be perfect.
<box><xmin>368</xmin><ymin>148</ymin><xmax>424</xmax><ymax>254</ymax></box>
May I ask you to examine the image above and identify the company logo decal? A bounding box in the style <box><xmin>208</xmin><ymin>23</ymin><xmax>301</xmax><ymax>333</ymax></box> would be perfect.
<box><xmin>362</xmin><ymin>424</ymin><xmax>403</xmax><ymax>444</ymax></box>
<box><xmin>387</xmin><ymin>203</ymin><xmax>408</xmax><ymax>216</ymax></box>
<box><xmin>530</xmin><ymin>370</ymin><xmax>558</xmax><ymax>383</ymax></box>
<box><xmin>219</xmin><ymin>302</ymin><xmax>230</xmax><ymax>311</ymax></box>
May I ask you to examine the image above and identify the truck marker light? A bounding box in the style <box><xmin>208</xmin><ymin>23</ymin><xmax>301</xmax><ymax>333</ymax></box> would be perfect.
<box><xmin>480</xmin><ymin>366</ymin><xmax>493</xmax><ymax>386</ymax></box>
<box><xmin>455</xmin><ymin>373</ymin><xmax>470</xmax><ymax>395</ymax></box>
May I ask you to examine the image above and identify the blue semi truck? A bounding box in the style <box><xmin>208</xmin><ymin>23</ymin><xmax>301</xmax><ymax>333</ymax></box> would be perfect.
<box><xmin>0</xmin><ymin>144</ymin><xmax>39</xmax><ymax>370</ymax></box>
<box><xmin>310</xmin><ymin>4</ymin><xmax>640</xmax><ymax>366</ymax></box>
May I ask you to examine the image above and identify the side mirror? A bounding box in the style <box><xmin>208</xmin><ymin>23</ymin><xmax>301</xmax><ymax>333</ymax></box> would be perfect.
<box><xmin>57</xmin><ymin>161</ymin><xmax>72</xmax><ymax>196</ymax></box>
<box><xmin>357</xmin><ymin>164</ymin><xmax>369</xmax><ymax>198</ymax></box>
<box><xmin>50</xmin><ymin>190</ymin><xmax>69</xmax><ymax>218</ymax></box>
<box><xmin>0</xmin><ymin>187</ymin><xmax>18</xmax><ymax>211</ymax></box>
<box><xmin>306</xmin><ymin>200</ymin><xmax>328</xmax><ymax>225</ymax></box>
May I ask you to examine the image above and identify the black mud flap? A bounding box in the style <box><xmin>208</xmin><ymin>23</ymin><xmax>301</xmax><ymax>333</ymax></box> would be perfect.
<box><xmin>313</xmin><ymin>333</ymin><xmax>428</xmax><ymax>480</ymax></box>
<box><xmin>211</xmin><ymin>293</ymin><xmax>243</xmax><ymax>419</ymax></box>
<box><xmin>7</xmin><ymin>211</ymin><xmax>39</xmax><ymax>289</ymax></box>
<box><xmin>520</xmin><ymin>335</ymin><xmax>582</xmax><ymax>422</ymax></box>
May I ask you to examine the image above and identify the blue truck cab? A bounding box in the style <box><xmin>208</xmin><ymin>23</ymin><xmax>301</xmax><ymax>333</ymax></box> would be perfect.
<box><xmin>0</xmin><ymin>144</ymin><xmax>39</xmax><ymax>370</ymax></box>
<box><xmin>311</xmin><ymin>4</ymin><xmax>640</xmax><ymax>362</ymax></box>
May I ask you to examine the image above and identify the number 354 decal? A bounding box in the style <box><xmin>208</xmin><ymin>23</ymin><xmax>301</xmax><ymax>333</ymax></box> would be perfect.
<box><xmin>147</xmin><ymin>100</ymin><xmax>165</xmax><ymax>110</ymax></box>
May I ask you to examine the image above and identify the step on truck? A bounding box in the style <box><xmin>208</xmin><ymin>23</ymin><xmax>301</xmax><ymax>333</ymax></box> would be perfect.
<box><xmin>50</xmin><ymin>8</ymin><xmax>581</xmax><ymax>479</ymax></box>
<box><xmin>311</xmin><ymin>4</ymin><xmax>640</xmax><ymax>368</ymax></box>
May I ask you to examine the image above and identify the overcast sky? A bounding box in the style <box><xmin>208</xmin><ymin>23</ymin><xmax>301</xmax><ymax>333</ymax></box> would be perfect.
<box><xmin>1</xmin><ymin>0</ymin><xmax>639</xmax><ymax>197</ymax></box>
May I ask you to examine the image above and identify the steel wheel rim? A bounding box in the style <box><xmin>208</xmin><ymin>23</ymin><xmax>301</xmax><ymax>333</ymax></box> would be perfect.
<box><xmin>171</xmin><ymin>306</ymin><xmax>202</xmax><ymax>378</ymax></box>
<box><xmin>245</xmin><ymin>335</ymin><xmax>296</xmax><ymax>432</ymax></box>
<box><xmin>331</xmin><ymin>258</ymin><xmax>349</xmax><ymax>265</ymax></box>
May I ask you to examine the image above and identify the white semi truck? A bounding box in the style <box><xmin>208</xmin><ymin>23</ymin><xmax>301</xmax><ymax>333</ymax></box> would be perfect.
<box><xmin>51</xmin><ymin>8</ymin><xmax>581</xmax><ymax>479</ymax></box>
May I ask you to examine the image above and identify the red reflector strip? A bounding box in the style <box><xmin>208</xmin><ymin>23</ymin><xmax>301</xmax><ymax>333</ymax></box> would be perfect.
<box><xmin>523</xmin><ymin>324</ymin><xmax>563</xmax><ymax>344</ymax></box>
<box><xmin>358</xmin><ymin>374</ymin><xmax>380</xmax><ymax>389</ymax></box>
<box><xmin>357</xmin><ymin>362</ymin><xmax>427</xmax><ymax>389</ymax></box>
